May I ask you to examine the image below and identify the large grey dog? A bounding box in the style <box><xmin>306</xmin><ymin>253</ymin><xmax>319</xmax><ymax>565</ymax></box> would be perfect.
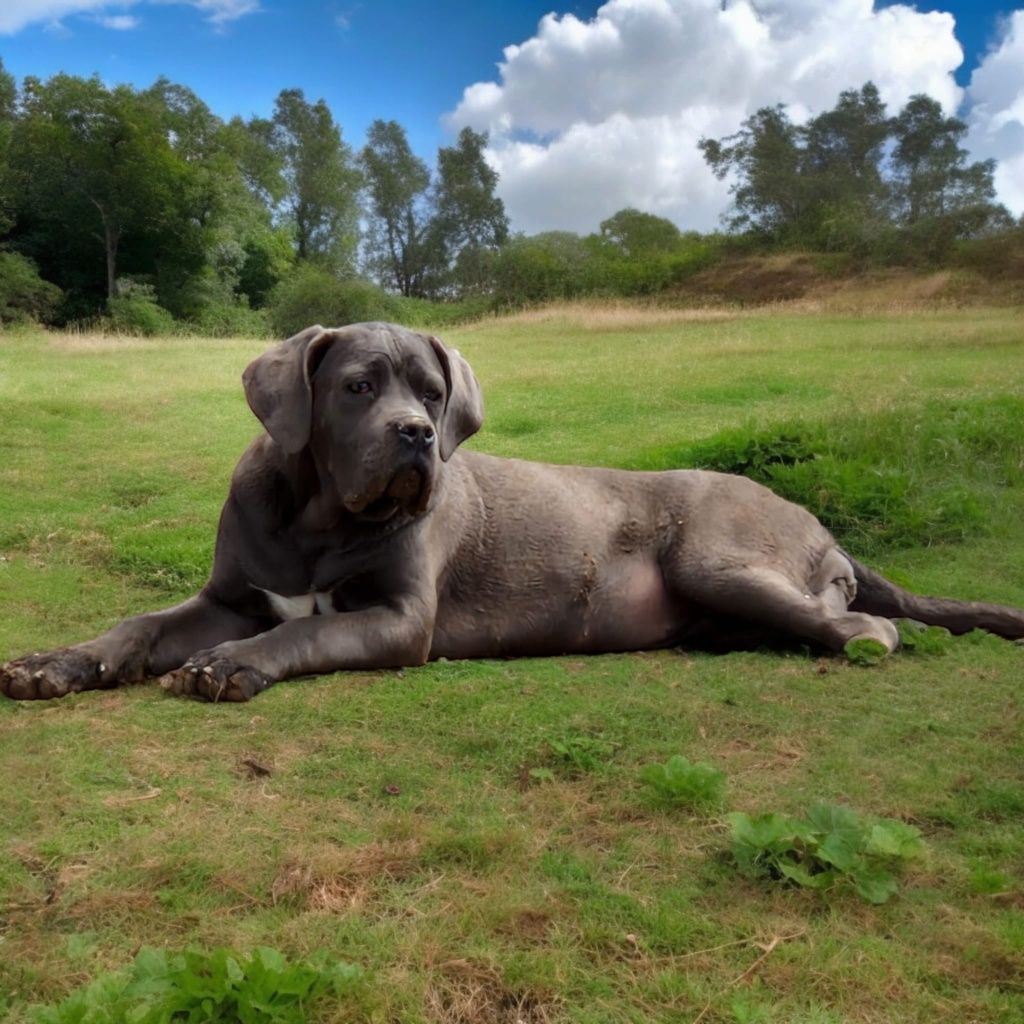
<box><xmin>2</xmin><ymin>322</ymin><xmax>1023</xmax><ymax>702</ymax></box>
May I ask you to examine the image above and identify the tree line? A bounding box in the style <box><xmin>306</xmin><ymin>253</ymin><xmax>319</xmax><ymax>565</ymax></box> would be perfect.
<box><xmin>700</xmin><ymin>82</ymin><xmax>1013</xmax><ymax>261</ymax></box>
<box><xmin>0</xmin><ymin>65</ymin><xmax>1018</xmax><ymax>332</ymax></box>
<box><xmin>0</xmin><ymin>59</ymin><xmax>510</xmax><ymax>331</ymax></box>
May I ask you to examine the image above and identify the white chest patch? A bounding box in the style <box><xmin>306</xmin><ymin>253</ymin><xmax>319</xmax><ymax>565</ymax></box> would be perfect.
<box><xmin>258</xmin><ymin>589</ymin><xmax>335</xmax><ymax>620</ymax></box>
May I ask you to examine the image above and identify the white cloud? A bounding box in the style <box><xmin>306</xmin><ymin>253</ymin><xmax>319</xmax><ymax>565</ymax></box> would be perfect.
<box><xmin>185</xmin><ymin>0</ymin><xmax>258</xmax><ymax>26</ymax></box>
<box><xmin>94</xmin><ymin>13</ymin><xmax>140</xmax><ymax>29</ymax></box>
<box><xmin>966</xmin><ymin>11</ymin><xmax>1024</xmax><ymax>217</ymax></box>
<box><xmin>0</xmin><ymin>1</ymin><xmax>113</xmax><ymax>34</ymax></box>
<box><xmin>447</xmin><ymin>0</ymin><xmax>969</xmax><ymax>234</ymax></box>
<box><xmin>0</xmin><ymin>0</ymin><xmax>257</xmax><ymax>34</ymax></box>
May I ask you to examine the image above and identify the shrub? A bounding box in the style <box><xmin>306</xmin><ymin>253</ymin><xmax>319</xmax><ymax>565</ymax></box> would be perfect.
<box><xmin>0</xmin><ymin>251</ymin><xmax>62</xmax><ymax>324</ymax></box>
<box><xmin>188</xmin><ymin>300</ymin><xmax>270</xmax><ymax>338</ymax></box>
<box><xmin>392</xmin><ymin>294</ymin><xmax>494</xmax><ymax>329</ymax></box>
<box><xmin>268</xmin><ymin>265</ymin><xmax>399</xmax><ymax>337</ymax></box>
<box><xmin>106</xmin><ymin>279</ymin><xmax>178</xmax><ymax>337</ymax></box>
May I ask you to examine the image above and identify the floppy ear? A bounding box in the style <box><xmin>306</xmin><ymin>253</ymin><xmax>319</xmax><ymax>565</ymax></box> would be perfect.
<box><xmin>242</xmin><ymin>325</ymin><xmax>334</xmax><ymax>454</ymax></box>
<box><xmin>427</xmin><ymin>334</ymin><xmax>484</xmax><ymax>460</ymax></box>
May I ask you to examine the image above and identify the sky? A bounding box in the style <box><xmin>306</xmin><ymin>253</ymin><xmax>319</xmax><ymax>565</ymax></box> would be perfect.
<box><xmin>1</xmin><ymin>1</ymin><xmax>1023</xmax><ymax>235</ymax></box>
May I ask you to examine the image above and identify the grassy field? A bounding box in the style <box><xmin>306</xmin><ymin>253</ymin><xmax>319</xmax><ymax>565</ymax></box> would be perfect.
<box><xmin>1</xmin><ymin>306</ymin><xmax>1023</xmax><ymax>1023</ymax></box>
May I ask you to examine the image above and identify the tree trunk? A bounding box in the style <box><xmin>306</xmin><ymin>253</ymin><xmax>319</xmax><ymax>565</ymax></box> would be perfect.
<box><xmin>104</xmin><ymin>219</ymin><xmax>119</xmax><ymax>301</ymax></box>
<box><xmin>91</xmin><ymin>197</ymin><xmax>120</xmax><ymax>301</ymax></box>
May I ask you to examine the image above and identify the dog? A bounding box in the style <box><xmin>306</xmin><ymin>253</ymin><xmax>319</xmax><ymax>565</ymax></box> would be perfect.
<box><xmin>2</xmin><ymin>322</ymin><xmax>1022</xmax><ymax>702</ymax></box>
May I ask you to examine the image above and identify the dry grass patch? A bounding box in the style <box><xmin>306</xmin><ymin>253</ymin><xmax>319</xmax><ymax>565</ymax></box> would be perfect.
<box><xmin>424</xmin><ymin>958</ymin><xmax>560</xmax><ymax>1024</ymax></box>
<box><xmin>271</xmin><ymin>840</ymin><xmax>424</xmax><ymax>914</ymax></box>
<box><xmin>493</xmin><ymin>301</ymin><xmax>738</xmax><ymax>331</ymax></box>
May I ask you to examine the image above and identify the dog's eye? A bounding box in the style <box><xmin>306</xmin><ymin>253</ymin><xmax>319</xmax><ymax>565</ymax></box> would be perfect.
<box><xmin>348</xmin><ymin>381</ymin><xmax>373</xmax><ymax>395</ymax></box>
<box><xmin>423</xmin><ymin>388</ymin><xmax>442</xmax><ymax>403</ymax></box>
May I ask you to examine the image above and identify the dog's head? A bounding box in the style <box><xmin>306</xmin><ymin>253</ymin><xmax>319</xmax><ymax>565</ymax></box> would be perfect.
<box><xmin>242</xmin><ymin>322</ymin><xmax>483</xmax><ymax>521</ymax></box>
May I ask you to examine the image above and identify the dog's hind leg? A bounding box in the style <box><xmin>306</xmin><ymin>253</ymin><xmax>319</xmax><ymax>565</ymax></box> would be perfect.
<box><xmin>668</xmin><ymin>547</ymin><xmax>899</xmax><ymax>655</ymax></box>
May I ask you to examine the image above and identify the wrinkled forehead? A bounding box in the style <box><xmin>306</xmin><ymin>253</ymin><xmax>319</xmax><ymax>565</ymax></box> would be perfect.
<box><xmin>317</xmin><ymin>324</ymin><xmax>439</xmax><ymax>379</ymax></box>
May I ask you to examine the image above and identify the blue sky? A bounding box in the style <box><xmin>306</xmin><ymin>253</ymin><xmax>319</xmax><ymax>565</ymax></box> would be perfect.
<box><xmin>2</xmin><ymin>2</ymin><xmax>1023</xmax><ymax>232</ymax></box>
<box><xmin>0</xmin><ymin>2</ymin><xmax>604</xmax><ymax>158</ymax></box>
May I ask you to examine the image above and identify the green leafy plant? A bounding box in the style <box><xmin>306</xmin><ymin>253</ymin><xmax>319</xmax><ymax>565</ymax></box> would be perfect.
<box><xmin>729</xmin><ymin>803</ymin><xmax>924</xmax><ymax>904</ymax></box>
<box><xmin>639</xmin><ymin>754</ymin><xmax>726</xmax><ymax>810</ymax></box>
<box><xmin>33</xmin><ymin>946</ymin><xmax>362</xmax><ymax>1024</ymax></box>
<box><xmin>546</xmin><ymin>732</ymin><xmax>616</xmax><ymax>776</ymax></box>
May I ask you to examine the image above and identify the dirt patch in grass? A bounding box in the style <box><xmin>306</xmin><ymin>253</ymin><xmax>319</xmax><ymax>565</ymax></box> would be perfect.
<box><xmin>425</xmin><ymin>958</ymin><xmax>559</xmax><ymax>1024</ymax></box>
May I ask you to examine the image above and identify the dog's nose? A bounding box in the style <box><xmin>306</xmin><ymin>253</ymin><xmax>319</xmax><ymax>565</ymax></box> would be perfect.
<box><xmin>395</xmin><ymin>419</ymin><xmax>436</xmax><ymax>451</ymax></box>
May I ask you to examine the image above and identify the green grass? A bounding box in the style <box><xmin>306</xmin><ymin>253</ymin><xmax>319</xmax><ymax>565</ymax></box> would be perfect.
<box><xmin>1</xmin><ymin>307</ymin><xmax>1023</xmax><ymax>1023</ymax></box>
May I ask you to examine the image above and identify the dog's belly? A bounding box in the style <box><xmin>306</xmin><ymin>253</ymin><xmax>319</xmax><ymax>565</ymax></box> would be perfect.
<box><xmin>431</xmin><ymin>555</ymin><xmax>686</xmax><ymax>659</ymax></box>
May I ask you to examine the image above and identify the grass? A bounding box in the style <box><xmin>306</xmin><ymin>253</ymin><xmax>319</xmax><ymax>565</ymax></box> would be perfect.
<box><xmin>1</xmin><ymin>305</ymin><xmax>1023</xmax><ymax>1022</ymax></box>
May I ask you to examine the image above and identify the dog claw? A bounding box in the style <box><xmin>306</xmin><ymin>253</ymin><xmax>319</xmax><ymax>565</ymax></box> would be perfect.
<box><xmin>158</xmin><ymin>655</ymin><xmax>272</xmax><ymax>703</ymax></box>
<box><xmin>1</xmin><ymin>649</ymin><xmax>109</xmax><ymax>700</ymax></box>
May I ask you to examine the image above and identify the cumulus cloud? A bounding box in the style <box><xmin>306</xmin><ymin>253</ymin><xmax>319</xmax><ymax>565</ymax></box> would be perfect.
<box><xmin>966</xmin><ymin>10</ymin><xmax>1024</xmax><ymax>217</ymax></box>
<box><xmin>0</xmin><ymin>0</ymin><xmax>257</xmax><ymax>34</ymax></box>
<box><xmin>447</xmin><ymin>0</ymin><xmax>969</xmax><ymax>234</ymax></box>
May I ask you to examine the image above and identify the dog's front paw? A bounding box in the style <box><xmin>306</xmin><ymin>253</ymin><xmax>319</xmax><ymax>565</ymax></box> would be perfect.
<box><xmin>0</xmin><ymin>649</ymin><xmax>108</xmax><ymax>700</ymax></box>
<box><xmin>158</xmin><ymin>651</ymin><xmax>272</xmax><ymax>703</ymax></box>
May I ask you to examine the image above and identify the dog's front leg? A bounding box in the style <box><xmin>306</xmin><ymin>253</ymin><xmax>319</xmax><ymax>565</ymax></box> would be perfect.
<box><xmin>0</xmin><ymin>591</ymin><xmax>266</xmax><ymax>700</ymax></box>
<box><xmin>158</xmin><ymin>593</ymin><xmax>437</xmax><ymax>702</ymax></box>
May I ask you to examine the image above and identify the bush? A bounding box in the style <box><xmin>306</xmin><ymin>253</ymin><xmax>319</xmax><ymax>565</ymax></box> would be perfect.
<box><xmin>188</xmin><ymin>300</ymin><xmax>269</xmax><ymax>338</ymax></box>
<box><xmin>392</xmin><ymin>294</ymin><xmax>493</xmax><ymax>329</ymax></box>
<box><xmin>268</xmin><ymin>265</ymin><xmax>399</xmax><ymax>337</ymax></box>
<box><xmin>106</xmin><ymin>280</ymin><xmax>178</xmax><ymax>337</ymax></box>
<box><xmin>0</xmin><ymin>251</ymin><xmax>62</xmax><ymax>324</ymax></box>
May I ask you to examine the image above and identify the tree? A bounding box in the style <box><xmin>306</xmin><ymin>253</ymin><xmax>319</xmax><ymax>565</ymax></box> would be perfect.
<box><xmin>802</xmin><ymin>85</ymin><xmax>888</xmax><ymax>201</ymax></box>
<box><xmin>889</xmin><ymin>95</ymin><xmax>999</xmax><ymax>227</ymax></box>
<box><xmin>10</xmin><ymin>74</ymin><xmax>187</xmax><ymax>305</ymax></box>
<box><xmin>270</xmin><ymin>89</ymin><xmax>361</xmax><ymax>272</ymax></box>
<box><xmin>0</xmin><ymin>58</ymin><xmax>16</xmax><ymax>235</ymax></box>
<box><xmin>598</xmin><ymin>208</ymin><xmax>681</xmax><ymax>256</ymax></box>
<box><xmin>699</xmin><ymin>105</ymin><xmax>804</xmax><ymax>238</ymax></box>
<box><xmin>361</xmin><ymin>120</ymin><xmax>433</xmax><ymax>297</ymax></box>
<box><xmin>431</xmin><ymin>127</ymin><xmax>508</xmax><ymax>295</ymax></box>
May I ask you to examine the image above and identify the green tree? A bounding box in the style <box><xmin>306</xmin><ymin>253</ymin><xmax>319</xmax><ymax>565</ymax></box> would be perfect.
<box><xmin>431</xmin><ymin>127</ymin><xmax>508</xmax><ymax>295</ymax></box>
<box><xmin>361</xmin><ymin>119</ymin><xmax>434</xmax><ymax>297</ymax></box>
<box><xmin>10</xmin><ymin>74</ymin><xmax>188</xmax><ymax>306</ymax></box>
<box><xmin>0</xmin><ymin>58</ymin><xmax>16</xmax><ymax>235</ymax></box>
<box><xmin>700</xmin><ymin>105</ymin><xmax>804</xmax><ymax>238</ymax></box>
<box><xmin>800</xmin><ymin>83</ymin><xmax>890</xmax><ymax>247</ymax></box>
<box><xmin>598</xmin><ymin>208</ymin><xmax>681</xmax><ymax>256</ymax></box>
<box><xmin>889</xmin><ymin>95</ymin><xmax>1000</xmax><ymax>227</ymax></box>
<box><xmin>271</xmin><ymin>89</ymin><xmax>361</xmax><ymax>271</ymax></box>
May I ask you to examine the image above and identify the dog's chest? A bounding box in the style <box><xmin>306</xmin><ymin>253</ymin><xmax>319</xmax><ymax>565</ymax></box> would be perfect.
<box><xmin>258</xmin><ymin>589</ymin><xmax>336</xmax><ymax>620</ymax></box>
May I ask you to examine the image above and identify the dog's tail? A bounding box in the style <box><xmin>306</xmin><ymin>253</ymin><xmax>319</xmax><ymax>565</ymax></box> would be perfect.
<box><xmin>843</xmin><ymin>551</ymin><xmax>1024</xmax><ymax>639</ymax></box>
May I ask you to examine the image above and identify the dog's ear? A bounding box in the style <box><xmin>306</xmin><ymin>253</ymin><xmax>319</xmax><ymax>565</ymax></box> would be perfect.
<box><xmin>427</xmin><ymin>334</ymin><xmax>484</xmax><ymax>461</ymax></box>
<box><xmin>242</xmin><ymin>325</ymin><xmax>334</xmax><ymax>454</ymax></box>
